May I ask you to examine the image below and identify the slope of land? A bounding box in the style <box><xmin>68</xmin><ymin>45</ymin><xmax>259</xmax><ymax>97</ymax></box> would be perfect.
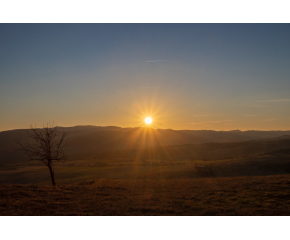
<box><xmin>1</xmin><ymin>146</ymin><xmax>290</xmax><ymax>185</ymax></box>
<box><xmin>1</xmin><ymin>135</ymin><xmax>290</xmax><ymax>185</ymax></box>
<box><xmin>1</xmin><ymin>126</ymin><xmax>290</xmax><ymax>163</ymax></box>
<box><xmin>1</xmin><ymin>174</ymin><xmax>290</xmax><ymax>216</ymax></box>
<box><xmin>95</xmin><ymin>137</ymin><xmax>290</xmax><ymax>160</ymax></box>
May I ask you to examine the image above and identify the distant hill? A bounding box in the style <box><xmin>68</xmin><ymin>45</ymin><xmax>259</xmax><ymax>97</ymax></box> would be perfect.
<box><xmin>1</xmin><ymin>125</ymin><xmax>290</xmax><ymax>163</ymax></box>
<box><xmin>95</xmin><ymin>138</ymin><xmax>290</xmax><ymax>161</ymax></box>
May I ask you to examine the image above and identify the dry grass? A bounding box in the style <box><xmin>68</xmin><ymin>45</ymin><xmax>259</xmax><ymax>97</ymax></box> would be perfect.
<box><xmin>1</xmin><ymin>174</ymin><xmax>290</xmax><ymax>216</ymax></box>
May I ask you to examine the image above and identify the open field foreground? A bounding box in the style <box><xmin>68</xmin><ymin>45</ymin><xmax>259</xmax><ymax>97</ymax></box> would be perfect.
<box><xmin>1</xmin><ymin>174</ymin><xmax>290</xmax><ymax>216</ymax></box>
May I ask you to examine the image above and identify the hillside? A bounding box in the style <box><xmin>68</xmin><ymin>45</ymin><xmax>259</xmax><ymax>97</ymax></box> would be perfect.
<box><xmin>1</xmin><ymin>125</ymin><xmax>290</xmax><ymax>163</ymax></box>
<box><xmin>95</xmin><ymin>138</ymin><xmax>290</xmax><ymax>160</ymax></box>
<box><xmin>1</xmin><ymin>175</ymin><xmax>290</xmax><ymax>215</ymax></box>
<box><xmin>1</xmin><ymin>137</ymin><xmax>290</xmax><ymax>185</ymax></box>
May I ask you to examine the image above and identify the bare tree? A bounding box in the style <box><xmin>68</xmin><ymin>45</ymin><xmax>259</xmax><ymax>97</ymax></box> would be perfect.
<box><xmin>16</xmin><ymin>123</ymin><xmax>69</xmax><ymax>186</ymax></box>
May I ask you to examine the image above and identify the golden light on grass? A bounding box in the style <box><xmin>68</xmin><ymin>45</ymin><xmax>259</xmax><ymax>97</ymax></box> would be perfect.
<box><xmin>145</xmin><ymin>117</ymin><xmax>152</xmax><ymax>124</ymax></box>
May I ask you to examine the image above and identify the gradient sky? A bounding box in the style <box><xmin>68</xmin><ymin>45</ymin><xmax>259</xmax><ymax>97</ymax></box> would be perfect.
<box><xmin>1</xmin><ymin>24</ymin><xmax>290</xmax><ymax>131</ymax></box>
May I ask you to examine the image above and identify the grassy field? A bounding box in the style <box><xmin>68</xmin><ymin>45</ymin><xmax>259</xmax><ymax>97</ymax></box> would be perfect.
<box><xmin>1</xmin><ymin>152</ymin><xmax>290</xmax><ymax>185</ymax></box>
<box><xmin>1</xmin><ymin>147</ymin><xmax>290</xmax><ymax>216</ymax></box>
<box><xmin>1</xmin><ymin>174</ymin><xmax>290</xmax><ymax>216</ymax></box>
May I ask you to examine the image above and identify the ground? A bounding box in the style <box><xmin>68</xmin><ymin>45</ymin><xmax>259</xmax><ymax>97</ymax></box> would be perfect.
<box><xmin>1</xmin><ymin>174</ymin><xmax>290</xmax><ymax>216</ymax></box>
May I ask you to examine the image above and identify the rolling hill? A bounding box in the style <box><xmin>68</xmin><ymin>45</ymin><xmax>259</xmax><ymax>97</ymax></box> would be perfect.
<box><xmin>1</xmin><ymin>125</ymin><xmax>290</xmax><ymax>163</ymax></box>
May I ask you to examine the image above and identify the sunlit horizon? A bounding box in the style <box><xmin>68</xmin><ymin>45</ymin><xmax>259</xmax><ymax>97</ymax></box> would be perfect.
<box><xmin>2</xmin><ymin>123</ymin><xmax>290</xmax><ymax>133</ymax></box>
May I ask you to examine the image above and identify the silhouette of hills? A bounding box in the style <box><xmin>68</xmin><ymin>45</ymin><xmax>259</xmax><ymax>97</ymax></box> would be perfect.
<box><xmin>1</xmin><ymin>125</ymin><xmax>290</xmax><ymax>163</ymax></box>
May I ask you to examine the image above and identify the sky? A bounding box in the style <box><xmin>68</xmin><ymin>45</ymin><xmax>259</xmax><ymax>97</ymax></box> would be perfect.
<box><xmin>1</xmin><ymin>23</ymin><xmax>290</xmax><ymax>131</ymax></box>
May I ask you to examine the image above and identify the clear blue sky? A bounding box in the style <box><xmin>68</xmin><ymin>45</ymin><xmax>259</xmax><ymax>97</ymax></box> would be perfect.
<box><xmin>1</xmin><ymin>24</ymin><xmax>290</xmax><ymax>131</ymax></box>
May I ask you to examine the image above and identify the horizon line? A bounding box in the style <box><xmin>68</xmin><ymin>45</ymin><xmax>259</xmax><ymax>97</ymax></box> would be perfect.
<box><xmin>1</xmin><ymin>125</ymin><xmax>290</xmax><ymax>133</ymax></box>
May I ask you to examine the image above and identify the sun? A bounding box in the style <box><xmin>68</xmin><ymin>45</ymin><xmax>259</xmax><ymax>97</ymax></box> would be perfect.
<box><xmin>145</xmin><ymin>117</ymin><xmax>152</xmax><ymax>124</ymax></box>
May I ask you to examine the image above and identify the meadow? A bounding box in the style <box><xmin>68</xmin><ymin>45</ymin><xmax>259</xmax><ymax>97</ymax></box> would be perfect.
<box><xmin>1</xmin><ymin>152</ymin><xmax>290</xmax><ymax>215</ymax></box>
<box><xmin>1</xmin><ymin>148</ymin><xmax>290</xmax><ymax>185</ymax></box>
<box><xmin>1</xmin><ymin>175</ymin><xmax>290</xmax><ymax>216</ymax></box>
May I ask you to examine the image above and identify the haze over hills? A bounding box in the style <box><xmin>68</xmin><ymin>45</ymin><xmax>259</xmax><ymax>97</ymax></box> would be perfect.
<box><xmin>1</xmin><ymin>125</ymin><xmax>290</xmax><ymax>163</ymax></box>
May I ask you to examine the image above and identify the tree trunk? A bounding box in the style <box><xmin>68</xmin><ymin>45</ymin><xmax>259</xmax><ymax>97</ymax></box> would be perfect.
<box><xmin>48</xmin><ymin>165</ymin><xmax>56</xmax><ymax>186</ymax></box>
